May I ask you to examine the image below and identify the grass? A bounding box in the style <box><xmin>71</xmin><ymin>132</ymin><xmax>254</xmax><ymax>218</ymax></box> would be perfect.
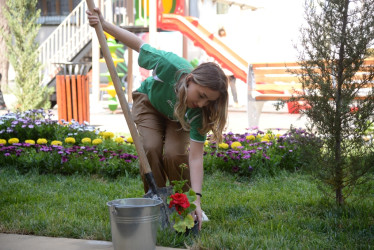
<box><xmin>1</xmin><ymin>167</ymin><xmax>373</xmax><ymax>249</ymax></box>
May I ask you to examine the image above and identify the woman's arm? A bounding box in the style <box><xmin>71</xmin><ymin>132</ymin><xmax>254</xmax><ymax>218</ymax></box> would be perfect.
<box><xmin>189</xmin><ymin>140</ymin><xmax>204</xmax><ymax>230</ymax></box>
<box><xmin>86</xmin><ymin>8</ymin><xmax>144</xmax><ymax>52</ymax></box>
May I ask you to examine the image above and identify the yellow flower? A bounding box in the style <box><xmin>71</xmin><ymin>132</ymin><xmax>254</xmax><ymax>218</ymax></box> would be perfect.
<box><xmin>276</xmin><ymin>134</ymin><xmax>281</xmax><ymax>138</ymax></box>
<box><xmin>37</xmin><ymin>138</ymin><xmax>48</xmax><ymax>145</ymax></box>
<box><xmin>8</xmin><ymin>138</ymin><xmax>19</xmax><ymax>144</ymax></box>
<box><xmin>65</xmin><ymin>137</ymin><xmax>76</xmax><ymax>144</ymax></box>
<box><xmin>204</xmin><ymin>140</ymin><xmax>209</xmax><ymax>146</ymax></box>
<box><xmin>231</xmin><ymin>141</ymin><xmax>242</xmax><ymax>149</ymax></box>
<box><xmin>246</xmin><ymin>135</ymin><xmax>255</xmax><ymax>141</ymax></box>
<box><xmin>103</xmin><ymin>131</ymin><xmax>115</xmax><ymax>139</ymax></box>
<box><xmin>92</xmin><ymin>138</ymin><xmax>103</xmax><ymax>145</ymax></box>
<box><xmin>98</xmin><ymin>131</ymin><xmax>104</xmax><ymax>137</ymax></box>
<box><xmin>256</xmin><ymin>134</ymin><xmax>262</xmax><ymax>139</ymax></box>
<box><xmin>81</xmin><ymin>138</ymin><xmax>92</xmax><ymax>144</ymax></box>
<box><xmin>115</xmin><ymin>137</ymin><xmax>124</xmax><ymax>143</ymax></box>
<box><xmin>126</xmin><ymin>137</ymin><xmax>133</xmax><ymax>143</ymax></box>
<box><xmin>261</xmin><ymin>138</ymin><xmax>269</xmax><ymax>142</ymax></box>
<box><xmin>0</xmin><ymin>139</ymin><xmax>6</xmax><ymax>145</ymax></box>
<box><xmin>25</xmin><ymin>140</ymin><xmax>35</xmax><ymax>144</ymax></box>
<box><xmin>218</xmin><ymin>142</ymin><xmax>229</xmax><ymax>149</ymax></box>
<box><xmin>51</xmin><ymin>140</ymin><xmax>62</xmax><ymax>146</ymax></box>
<box><xmin>263</xmin><ymin>133</ymin><xmax>274</xmax><ymax>140</ymax></box>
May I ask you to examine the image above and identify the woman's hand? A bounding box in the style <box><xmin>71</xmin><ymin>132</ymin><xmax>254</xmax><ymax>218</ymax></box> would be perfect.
<box><xmin>192</xmin><ymin>198</ymin><xmax>203</xmax><ymax>230</ymax></box>
<box><xmin>86</xmin><ymin>7</ymin><xmax>105</xmax><ymax>27</ymax></box>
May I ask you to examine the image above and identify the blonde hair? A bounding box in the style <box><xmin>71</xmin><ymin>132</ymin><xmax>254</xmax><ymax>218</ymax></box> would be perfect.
<box><xmin>174</xmin><ymin>62</ymin><xmax>228</xmax><ymax>143</ymax></box>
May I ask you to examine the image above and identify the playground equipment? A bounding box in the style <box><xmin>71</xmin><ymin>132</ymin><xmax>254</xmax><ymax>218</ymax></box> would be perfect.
<box><xmin>132</xmin><ymin>0</ymin><xmax>248</xmax><ymax>82</ymax></box>
<box><xmin>99</xmin><ymin>36</ymin><xmax>126</xmax><ymax>112</ymax></box>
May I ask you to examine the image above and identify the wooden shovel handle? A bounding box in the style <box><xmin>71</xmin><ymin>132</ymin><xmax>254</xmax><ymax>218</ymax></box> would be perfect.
<box><xmin>86</xmin><ymin>0</ymin><xmax>152</xmax><ymax>175</ymax></box>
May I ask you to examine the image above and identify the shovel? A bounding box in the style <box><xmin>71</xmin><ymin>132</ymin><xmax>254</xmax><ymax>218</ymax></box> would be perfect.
<box><xmin>86</xmin><ymin>0</ymin><xmax>172</xmax><ymax>228</ymax></box>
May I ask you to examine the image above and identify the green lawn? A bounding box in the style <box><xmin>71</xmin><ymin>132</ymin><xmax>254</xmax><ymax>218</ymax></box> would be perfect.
<box><xmin>0</xmin><ymin>167</ymin><xmax>373</xmax><ymax>249</ymax></box>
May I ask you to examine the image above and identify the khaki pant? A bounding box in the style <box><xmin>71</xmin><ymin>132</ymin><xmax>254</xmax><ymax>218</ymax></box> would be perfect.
<box><xmin>132</xmin><ymin>92</ymin><xmax>191</xmax><ymax>193</ymax></box>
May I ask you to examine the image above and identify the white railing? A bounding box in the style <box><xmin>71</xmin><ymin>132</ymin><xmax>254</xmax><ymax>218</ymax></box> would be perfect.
<box><xmin>38</xmin><ymin>0</ymin><xmax>112</xmax><ymax>85</ymax></box>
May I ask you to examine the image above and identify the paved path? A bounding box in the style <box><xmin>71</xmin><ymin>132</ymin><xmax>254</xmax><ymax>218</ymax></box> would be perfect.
<box><xmin>0</xmin><ymin>233</ymin><xmax>181</xmax><ymax>250</ymax></box>
<box><xmin>88</xmin><ymin>99</ymin><xmax>308</xmax><ymax>135</ymax></box>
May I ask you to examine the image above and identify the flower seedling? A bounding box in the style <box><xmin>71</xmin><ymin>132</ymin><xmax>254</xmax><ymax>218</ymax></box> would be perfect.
<box><xmin>167</xmin><ymin>163</ymin><xmax>197</xmax><ymax>233</ymax></box>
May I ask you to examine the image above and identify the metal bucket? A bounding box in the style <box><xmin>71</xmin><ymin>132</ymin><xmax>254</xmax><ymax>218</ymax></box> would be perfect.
<box><xmin>107</xmin><ymin>198</ymin><xmax>163</xmax><ymax>250</ymax></box>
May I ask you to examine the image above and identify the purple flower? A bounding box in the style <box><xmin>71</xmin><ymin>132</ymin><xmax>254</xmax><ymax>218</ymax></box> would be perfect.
<box><xmin>28</xmin><ymin>124</ymin><xmax>34</xmax><ymax>128</ymax></box>
<box><xmin>232</xmin><ymin>166</ymin><xmax>239</xmax><ymax>173</ymax></box>
<box><xmin>248</xmin><ymin>166</ymin><xmax>253</xmax><ymax>172</ymax></box>
<box><xmin>4</xmin><ymin>153</ymin><xmax>10</xmax><ymax>157</ymax></box>
<box><xmin>61</xmin><ymin>156</ymin><xmax>68</xmax><ymax>163</ymax></box>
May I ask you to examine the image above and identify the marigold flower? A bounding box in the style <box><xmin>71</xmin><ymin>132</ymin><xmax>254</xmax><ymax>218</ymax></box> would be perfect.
<box><xmin>115</xmin><ymin>137</ymin><xmax>124</xmax><ymax>143</ymax></box>
<box><xmin>0</xmin><ymin>139</ymin><xmax>7</xmax><ymax>145</ymax></box>
<box><xmin>65</xmin><ymin>137</ymin><xmax>76</xmax><ymax>144</ymax></box>
<box><xmin>8</xmin><ymin>138</ymin><xmax>19</xmax><ymax>144</ymax></box>
<box><xmin>231</xmin><ymin>141</ymin><xmax>242</xmax><ymax>149</ymax></box>
<box><xmin>126</xmin><ymin>137</ymin><xmax>134</xmax><ymax>143</ymax></box>
<box><xmin>263</xmin><ymin>134</ymin><xmax>274</xmax><ymax>140</ymax></box>
<box><xmin>81</xmin><ymin>138</ymin><xmax>92</xmax><ymax>144</ymax></box>
<box><xmin>103</xmin><ymin>131</ymin><xmax>114</xmax><ymax>139</ymax></box>
<box><xmin>51</xmin><ymin>140</ymin><xmax>62</xmax><ymax>146</ymax></box>
<box><xmin>246</xmin><ymin>135</ymin><xmax>255</xmax><ymax>141</ymax></box>
<box><xmin>218</xmin><ymin>142</ymin><xmax>229</xmax><ymax>149</ymax></box>
<box><xmin>25</xmin><ymin>140</ymin><xmax>35</xmax><ymax>144</ymax></box>
<box><xmin>92</xmin><ymin>138</ymin><xmax>103</xmax><ymax>145</ymax></box>
<box><xmin>37</xmin><ymin>138</ymin><xmax>48</xmax><ymax>145</ymax></box>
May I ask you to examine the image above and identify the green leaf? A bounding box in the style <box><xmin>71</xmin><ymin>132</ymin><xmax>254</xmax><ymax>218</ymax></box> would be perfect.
<box><xmin>184</xmin><ymin>214</ymin><xmax>195</xmax><ymax>229</ymax></box>
<box><xmin>186</xmin><ymin>189</ymin><xmax>197</xmax><ymax>203</ymax></box>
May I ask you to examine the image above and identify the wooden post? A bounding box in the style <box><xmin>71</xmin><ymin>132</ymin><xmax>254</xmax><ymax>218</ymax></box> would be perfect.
<box><xmin>72</xmin><ymin>75</ymin><xmax>78</xmax><ymax>120</ymax></box>
<box><xmin>65</xmin><ymin>75</ymin><xmax>72</xmax><ymax>121</ymax></box>
<box><xmin>77</xmin><ymin>75</ymin><xmax>83</xmax><ymax>124</ymax></box>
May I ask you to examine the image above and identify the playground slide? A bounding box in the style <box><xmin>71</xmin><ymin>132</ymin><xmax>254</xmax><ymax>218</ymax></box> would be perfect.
<box><xmin>159</xmin><ymin>14</ymin><xmax>248</xmax><ymax>83</ymax></box>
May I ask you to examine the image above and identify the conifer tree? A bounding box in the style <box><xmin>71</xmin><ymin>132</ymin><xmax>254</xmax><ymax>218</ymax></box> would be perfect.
<box><xmin>1</xmin><ymin>0</ymin><xmax>53</xmax><ymax>111</ymax></box>
<box><xmin>283</xmin><ymin>0</ymin><xmax>374</xmax><ymax>205</ymax></box>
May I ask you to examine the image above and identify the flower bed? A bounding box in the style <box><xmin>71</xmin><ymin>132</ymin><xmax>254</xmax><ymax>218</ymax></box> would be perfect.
<box><xmin>0</xmin><ymin>109</ymin><xmax>139</xmax><ymax>178</ymax></box>
<box><xmin>0</xmin><ymin>109</ymin><xmax>315</xmax><ymax>179</ymax></box>
<box><xmin>203</xmin><ymin>128</ymin><xmax>314</xmax><ymax>177</ymax></box>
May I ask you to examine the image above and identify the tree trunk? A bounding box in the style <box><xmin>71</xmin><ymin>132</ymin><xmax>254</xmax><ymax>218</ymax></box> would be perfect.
<box><xmin>0</xmin><ymin>0</ymin><xmax>10</xmax><ymax>93</ymax></box>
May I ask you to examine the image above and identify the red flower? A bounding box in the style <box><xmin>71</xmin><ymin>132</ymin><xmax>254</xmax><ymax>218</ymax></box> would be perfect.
<box><xmin>350</xmin><ymin>106</ymin><xmax>359</xmax><ymax>113</ymax></box>
<box><xmin>169</xmin><ymin>193</ymin><xmax>190</xmax><ymax>215</ymax></box>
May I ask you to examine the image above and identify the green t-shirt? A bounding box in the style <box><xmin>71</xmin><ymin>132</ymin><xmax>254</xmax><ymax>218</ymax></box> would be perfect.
<box><xmin>136</xmin><ymin>44</ymin><xmax>206</xmax><ymax>142</ymax></box>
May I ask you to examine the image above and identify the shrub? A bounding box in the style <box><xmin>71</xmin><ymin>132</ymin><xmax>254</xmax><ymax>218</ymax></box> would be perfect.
<box><xmin>203</xmin><ymin>127</ymin><xmax>315</xmax><ymax>177</ymax></box>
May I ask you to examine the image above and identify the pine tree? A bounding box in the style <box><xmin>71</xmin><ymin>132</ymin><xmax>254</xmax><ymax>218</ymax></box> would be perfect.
<box><xmin>284</xmin><ymin>0</ymin><xmax>374</xmax><ymax>205</ymax></box>
<box><xmin>1</xmin><ymin>0</ymin><xmax>53</xmax><ymax>111</ymax></box>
